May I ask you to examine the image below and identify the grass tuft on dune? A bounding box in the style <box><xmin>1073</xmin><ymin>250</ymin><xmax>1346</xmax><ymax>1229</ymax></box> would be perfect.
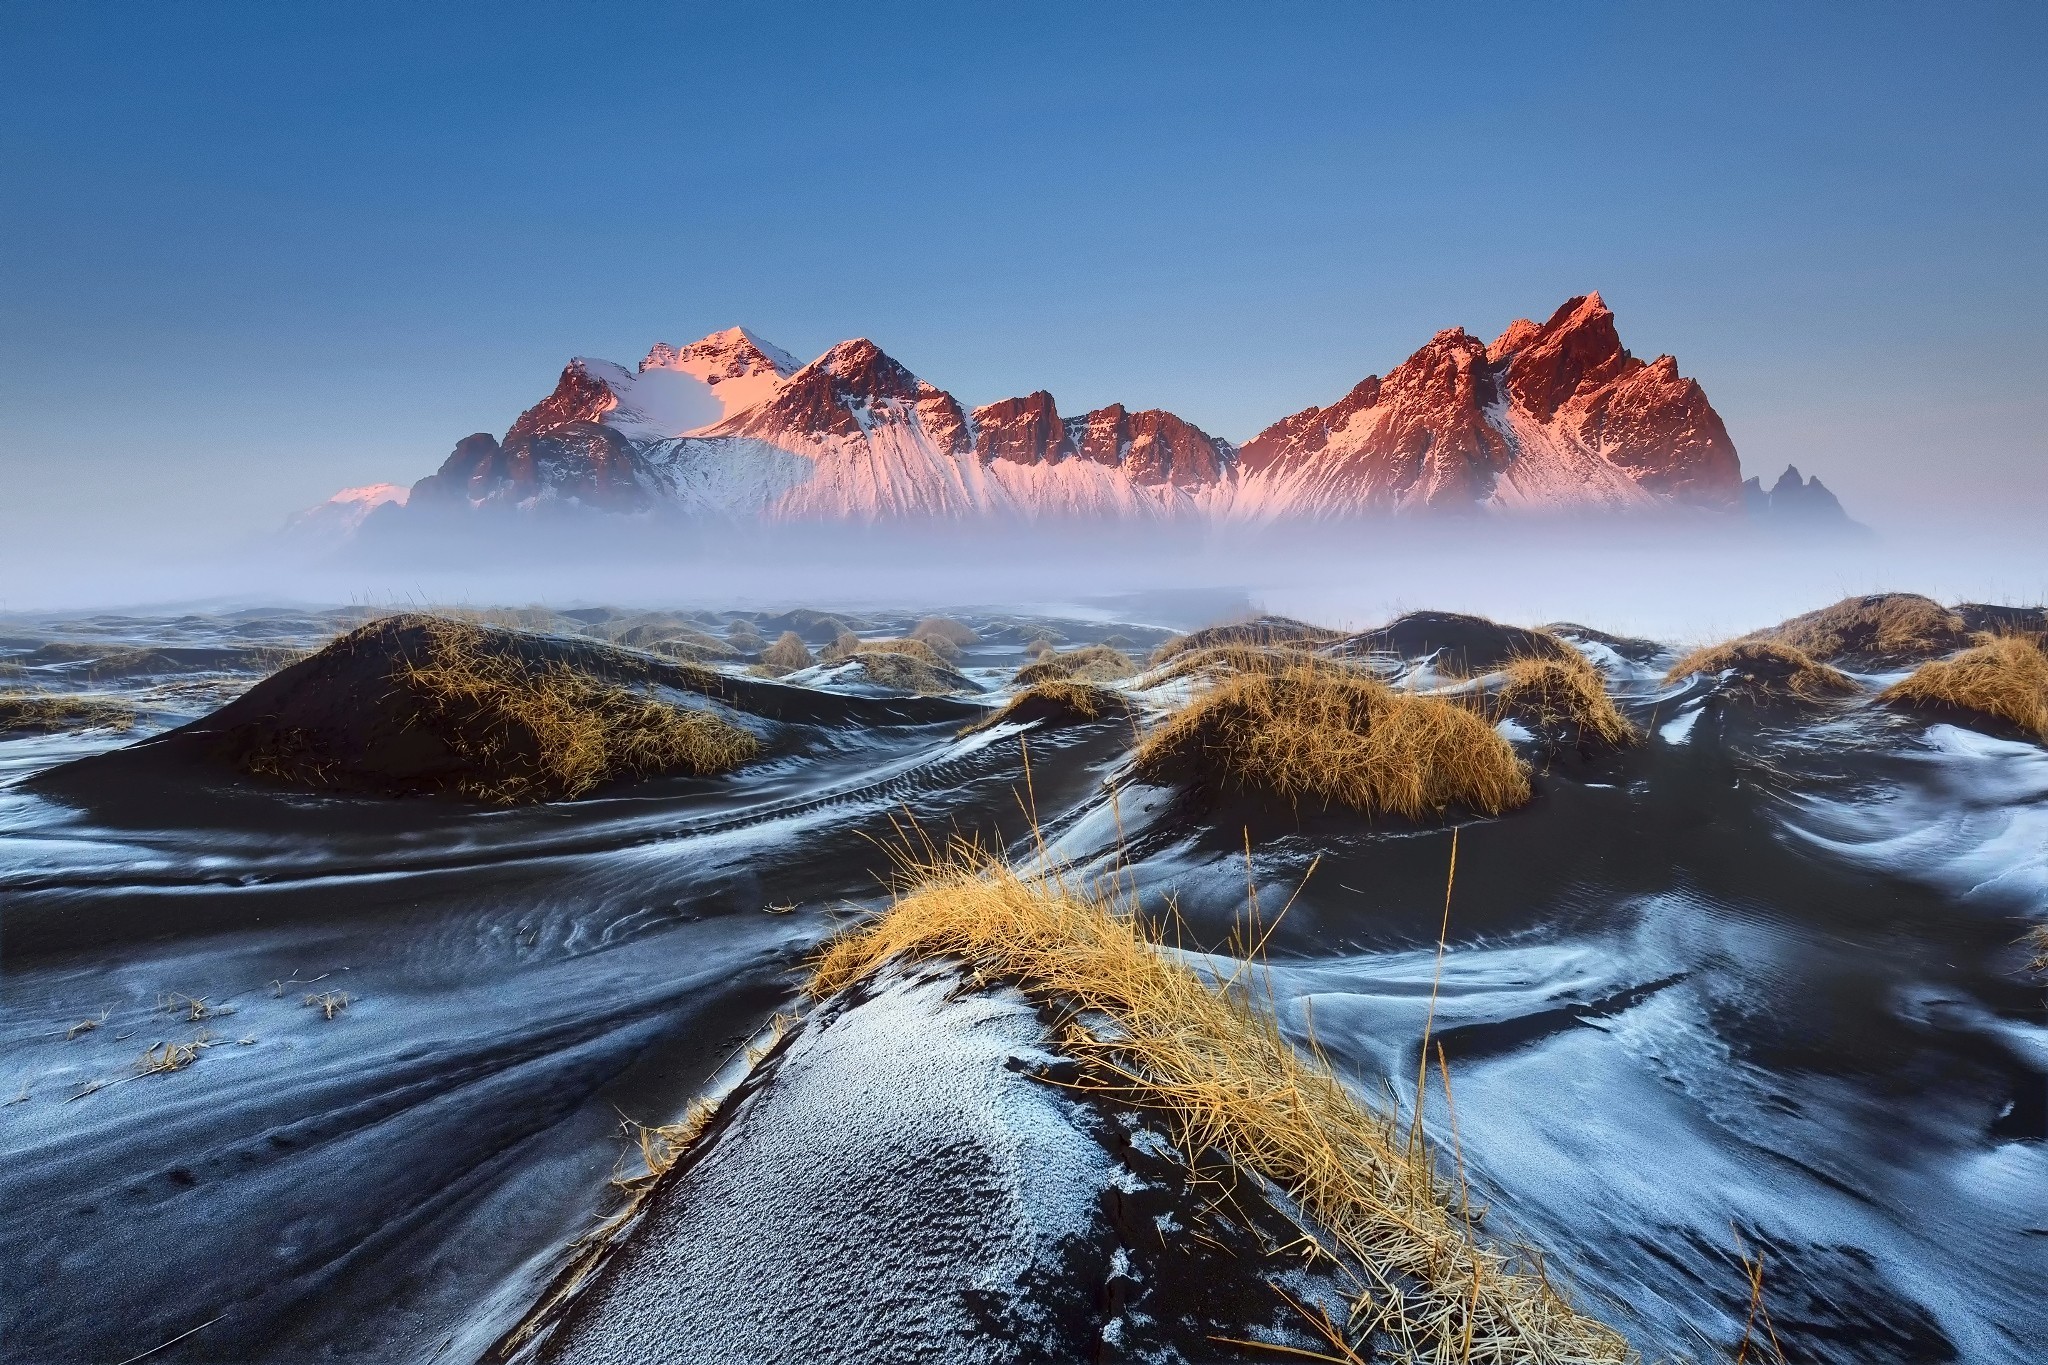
<box><xmin>0</xmin><ymin>691</ymin><xmax>138</xmax><ymax>736</ymax></box>
<box><xmin>808</xmin><ymin>635</ymin><xmax>974</xmax><ymax>694</ymax></box>
<box><xmin>1662</xmin><ymin>640</ymin><xmax>1860</xmax><ymax>703</ymax></box>
<box><xmin>1134</xmin><ymin>663</ymin><xmax>1529</xmax><ymax>819</ymax></box>
<box><xmin>1013</xmin><ymin>643</ymin><xmax>1138</xmax><ymax>686</ymax></box>
<box><xmin>810</xmin><ymin>850</ymin><xmax>1634</xmax><ymax>1365</ymax></box>
<box><xmin>961</xmin><ymin>680</ymin><xmax>1133</xmax><ymax>735</ymax></box>
<box><xmin>1744</xmin><ymin>593</ymin><xmax>1971</xmax><ymax>666</ymax></box>
<box><xmin>1494</xmin><ymin>653</ymin><xmax>1638</xmax><ymax>751</ymax></box>
<box><xmin>911</xmin><ymin>616</ymin><xmax>979</xmax><ymax>652</ymax></box>
<box><xmin>821</xmin><ymin>634</ymin><xmax>952</xmax><ymax>668</ymax></box>
<box><xmin>236</xmin><ymin>617</ymin><xmax>758</xmax><ymax>804</ymax></box>
<box><xmin>1879</xmin><ymin>634</ymin><xmax>2048</xmax><ymax>741</ymax></box>
<box><xmin>1148</xmin><ymin>615</ymin><xmax>1344</xmax><ymax>667</ymax></box>
<box><xmin>1136</xmin><ymin>642</ymin><xmax>1326</xmax><ymax>690</ymax></box>
<box><xmin>758</xmin><ymin>630</ymin><xmax>814</xmax><ymax>675</ymax></box>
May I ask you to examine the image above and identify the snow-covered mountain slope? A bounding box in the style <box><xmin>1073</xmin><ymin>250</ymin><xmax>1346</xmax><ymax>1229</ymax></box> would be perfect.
<box><xmin>503</xmin><ymin>327</ymin><xmax>799</xmax><ymax>446</ymax></box>
<box><xmin>1231</xmin><ymin>294</ymin><xmax>1741</xmax><ymax>518</ymax></box>
<box><xmin>631</xmin><ymin>340</ymin><xmax>1238</xmax><ymax>522</ymax></box>
<box><xmin>281</xmin><ymin>483</ymin><xmax>410</xmax><ymax>542</ymax></box>
<box><xmin>329</xmin><ymin>295</ymin><xmax>1790</xmax><ymax>532</ymax></box>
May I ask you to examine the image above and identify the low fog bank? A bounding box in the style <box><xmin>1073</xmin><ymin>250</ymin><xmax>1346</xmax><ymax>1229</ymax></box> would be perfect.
<box><xmin>3</xmin><ymin>515</ymin><xmax>2041</xmax><ymax>642</ymax></box>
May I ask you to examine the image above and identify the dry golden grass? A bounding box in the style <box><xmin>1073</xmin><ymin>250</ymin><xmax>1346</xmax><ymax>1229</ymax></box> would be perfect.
<box><xmin>304</xmin><ymin>991</ymin><xmax>351</xmax><ymax>1020</ymax></box>
<box><xmin>2025</xmin><ymin>925</ymin><xmax>2048</xmax><ymax>975</ymax></box>
<box><xmin>809</xmin><ymin>851</ymin><xmax>1633</xmax><ymax>1364</ymax></box>
<box><xmin>391</xmin><ymin>622</ymin><xmax>756</xmax><ymax>802</ymax></box>
<box><xmin>1494</xmin><ymin>654</ymin><xmax>1638</xmax><ymax>750</ymax></box>
<box><xmin>161</xmin><ymin>992</ymin><xmax>218</xmax><ymax>1022</ymax></box>
<box><xmin>842</xmin><ymin>650</ymin><xmax>967</xmax><ymax>695</ymax></box>
<box><xmin>1012</xmin><ymin>643</ymin><xmax>1137</xmax><ymax>686</ymax></box>
<box><xmin>912</xmin><ymin>616</ymin><xmax>980</xmax><ymax>647</ymax></box>
<box><xmin>136</xmin><ymin>1032</ymin><xmax>217</xmax><ymax>1077</ymax></box>
<box><xmin>1747</xmin><ymin>593</ymin><xmax>1970</xmax><ymax>664</ymax></box>
<box><xmin>821</xmin><ymin>634</ymin><xmax>951</xmax><ymax>667</ymax></box>
<box><xmin>961</xmin><ymin>680</ymin><xmax>1132</xmax><ymax>736</ymax></box>
<box><xmin>238</xmin><ymin>618</ymin><xmax>758</xmax><ymax>804</ymax></box>
<box><xmin>1136</xmin><ymin>642</ymin><xmax>1325</xmax><ymax>690</ymax></box>
<box><xmin>0</xmin><ymin>691</ymin><xmax>137</xmax><ymax>736</ymax></box>
<box><xmin>907</xmin><ymin>632</ymin><xmax>964</xmax><ymax>663</ymax></box>
<box><xmin>1011</xmin><ymin>659</ymin><xmax>1071</xmax><ymax>686</ymax></box>
<box><xmin>812</xmin><ymin>635</ymin><xmax>973</xmax><ymax>693</ymax></box>
<box><xmin>1663</xmin><ymin>640</ymin><xmax>1861</xmax><ymax>703</ymax></box>
<box><xmin>1879</xmin><ymin>634</ymin><xmax>2048</xmax><ymax>741</ymax></box>
<box><xmin>758</xmin><ymin>630</ymin><xmax>815</xmax><ymax>674</ymax></box>
<box><xmin>1148</xmin><ymin>616</ymin><xmax>1344</xmax><ymax>667</ymax></box>
<box><xmin>1134</xmin><ymin>663</ymin><xmax>1530</xmax><ymax>819</ymax></box>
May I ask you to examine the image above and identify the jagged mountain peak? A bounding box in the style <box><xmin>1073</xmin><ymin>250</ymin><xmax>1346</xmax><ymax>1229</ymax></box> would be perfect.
<box><xmin>503</xmin><ymin>328</ymin><xmax>803</xmax><ymax>446</ymax></box>
<box><xmin>335</xmin><ymin>294</ymin><xmax>1853</xmax><ymax>532</ymax></box>
<box><xmin>1486</xmin><ymin>317</ymin><xmax>1541</xmax><ymax>362</ymax></box>
<box><xmin>1504</xmin><ymin>293</ymin><xmax>1637</xmax><ymax>421</ymax></box>
<box><xmin>642</xmin><ymin>326</ymin><xmax>800</xmax><ymax>380</ymax></box>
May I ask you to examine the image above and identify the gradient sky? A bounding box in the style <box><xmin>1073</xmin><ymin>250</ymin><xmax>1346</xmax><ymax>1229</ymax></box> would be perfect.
<box><xmin>2</xmin><ymin>1</ymin><xmax>2043</xmax><ymax>558</ymax></box>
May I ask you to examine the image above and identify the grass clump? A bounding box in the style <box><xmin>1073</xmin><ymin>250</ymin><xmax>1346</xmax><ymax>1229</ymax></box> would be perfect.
<box><xmin>1012</xmin><ymin>643</ymin><xmax>1137</xmax><ymax>686</ymax></box>
<box><xmin>911</xmin><ymin>616</ymin><xmax>979</xmax><ymax>650</ymax></box>
<box><xmin>386</xmin><ymin>622</ymin><xmax>756</xmax><ymax>801</ymax></box>
<box><xmin>962</xmin><ymin>680</ymin><xmax>1134</xmax><ymax>735</ymax></box>
<box><xmin>1134</xmin><ymin>664</ymin><xmax>1529</xmax><ymax>819</ymax></box>
<box><xmin>1137</xmin><ymin>643</ymin><xmax>1322</xmax><ymax>690</ymax></box>
<box><xmin>1746</xmin><ymin>593</ymin><xmax>1970</xmax><ymax>666</ymax></box>
<box><xmin>758</xmin><ymin>631</ymin><xmax>815</xmax><ymax>675</ymax></box>
<box><xmin>233</xmin><ymin>617</ymin><xmax>758</xmax><ymax>804</ymax></box>
<box><xmin>838</xmin><ymin>650</ymin><xmax>970</xmax><ymax>696</ymax></box>
<box><xmin>0</xmin><ymin>692</ymin><xmax>137</xmax><ymax>737</ymax></box>
<box><xmin>305</xmin><ymin>991</ymin><xmax>352</xmax><ymax>1020</ymax></box>
<box><xmin>1663</xmin><ymin>640</ymin><xmax>1860</xmax><ymax>703</ymax></box>
<box><xmin>809</xmin><ymin>852</ymin><xmax>1633</xmax><ymax>1364</ymax></box>
<box><xmin>819</xmin><ymin>634</ymin><xmax>964</xmax><ymax>677</ymax></box>
<box><xmin>843</xmin><ymin>636</ymin><xmax>949</xmax><ymax>666</ymax></box>
<box><xmin>801</xmin><ymin>630</ymin><xmax>974</xmax><ymax>692</ymax></box>
<box><xmin>1148</xmin><ymin>615</ymin><xmax>1343</xmax><ymax>667</ymax></box>
<box><xmin>136</xmin><ymin>1032</ymin><xmax>217</xmax><ymax>1077</ymax></box>
<box><xmin>1879</xmin><ymin>634</ymin><xmax>2048</xmax><ymax>741</ymax></box>
<box><xmin>1494</xmin><ymin>654</ymin><xmax>1638</xmax><ymax>751</ymax></box>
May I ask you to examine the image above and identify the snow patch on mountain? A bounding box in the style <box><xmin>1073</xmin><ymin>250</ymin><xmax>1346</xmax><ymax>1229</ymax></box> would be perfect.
<box><xmin>578</xmin><ymin>327</ymin><xmax>801</xmax><ymax>443</ymax></box>
<box><xmin>1483</xmin><ymin>401</ymin><xmax>1662</xmax><ymax>512</ymax></box>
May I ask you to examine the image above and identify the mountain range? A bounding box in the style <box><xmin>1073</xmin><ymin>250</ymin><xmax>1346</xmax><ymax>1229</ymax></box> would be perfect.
<box><xmin>311</xmin><ymin>294</ymin><xmax>1854</xmax><ymax>534</ymax></box>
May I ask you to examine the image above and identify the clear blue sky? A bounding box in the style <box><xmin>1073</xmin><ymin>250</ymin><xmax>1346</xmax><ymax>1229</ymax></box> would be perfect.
<box><xmin>2</xmin><ymin>1</ymin><xmax>2042</xmax><ymax>554</ymax></box>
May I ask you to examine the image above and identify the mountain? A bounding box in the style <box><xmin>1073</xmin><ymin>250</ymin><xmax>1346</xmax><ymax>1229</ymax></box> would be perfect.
<box><xmin>1234</xmin><ymin>294</ymin><xmax>1740</xmax><ymax>514</ymax></box>
<box><xmin>331</xmin><ymin>295</ymin><xmax>1819</xmax><ymax>533</ymax></box>
<box><xmin>282</xmin><ymin>483</ymin><xmax>410</xmax><ymax>543</ymax></box>
<box><xmin>1744</xmin><ymin>464</ymin><xmax>1864</xmax><ymax>532</ymax></box>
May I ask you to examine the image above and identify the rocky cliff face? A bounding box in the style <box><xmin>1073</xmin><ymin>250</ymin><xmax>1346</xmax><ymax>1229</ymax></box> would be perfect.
<box><xmin>973</xmin><ymin>392</ymin><xmax>1073</xmax><ymax>466</ymax></box>
<box><xmin>1235</xmin><ymin>294</ymin><xmax>1743</xmax><ymax>515</ymax></box>
<box><xmin>342</xmin><ymin>296</ymin><xmax>1813</xmax><ymax>529</ymax></box>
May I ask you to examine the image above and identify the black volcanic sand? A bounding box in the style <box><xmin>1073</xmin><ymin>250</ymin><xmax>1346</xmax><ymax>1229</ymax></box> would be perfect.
<box><xmin>1336</xmin><ymin>609</ymin><xmax>1578</xmax><ymax>673</ymax></box>
<box><xmin>39</xmin><ymin>615</ymin><xmax>972</xmax><ymax>805</ymax></box>
<box><xmin>1</xmin><ymin>606</ymin><xmax>2044</xmax><ymax>1364</ymax></box>
<box><xmin>503</xmin><ymin>965</ymin><xmax>1354</xmax><ymax>1364</ymax></box>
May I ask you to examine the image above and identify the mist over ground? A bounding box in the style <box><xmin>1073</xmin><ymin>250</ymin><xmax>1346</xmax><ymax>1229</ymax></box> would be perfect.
<box><xmin>3</xmin><ymin>515</ymin><xmax>2041</xmax><ymax>640</ymax></box>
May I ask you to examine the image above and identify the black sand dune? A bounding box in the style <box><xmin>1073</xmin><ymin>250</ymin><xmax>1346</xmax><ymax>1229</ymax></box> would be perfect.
<box><xmin>1336</xmin><ymin>609</ymin><xmax>1577</xmax><ymax>673</ymax></box>
<box><xmin>1</xmin><ymin>602</ymin><xmax>2043</xmax><ymax>1364</ymax></box>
